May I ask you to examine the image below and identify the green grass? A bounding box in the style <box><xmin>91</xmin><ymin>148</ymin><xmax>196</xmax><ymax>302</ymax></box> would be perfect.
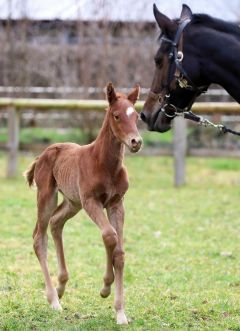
<box><xmin>0</xmin><ymin>128</ymin><xmax>87</xmax><ymax>145</ymax></box>
<box><xmin>141</xmin><ymin>130</ymin><xmax>173</xmax><ymax>146</ymax></box>
<box><xmin>0</xmin><ymin>127</ymin><xmax>173</xmax><ymax>147</ymax></box>
<box><xmin>0</xmin><ymin>153</ymin><xmax>240</xmax><ymax>330</ymax></box>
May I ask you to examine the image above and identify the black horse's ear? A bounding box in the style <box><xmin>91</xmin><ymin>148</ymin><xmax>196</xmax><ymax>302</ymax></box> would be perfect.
<box><xmin>153</xmin><ymin>4</ymin><xmax>175</xmax><ymax>32</ymax></box>
<box><xmin>180</xmin><ymin>4</ymin><xmax>192</xmax><ymax>21</ymax></box>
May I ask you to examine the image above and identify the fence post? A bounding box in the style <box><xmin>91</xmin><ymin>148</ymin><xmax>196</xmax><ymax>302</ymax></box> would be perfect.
<box><xmin>173</xmin><ymin>116</ymin><xmax>187</xmax><ymax>187</ymax></box>
<box><xmin>7</xmin><ymin>107</ymin><xmax>20</xmax><ymax>178</ymax></box>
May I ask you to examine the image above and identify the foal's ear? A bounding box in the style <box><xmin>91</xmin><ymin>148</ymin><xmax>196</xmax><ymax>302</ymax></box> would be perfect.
<box><xmin>106</xmin><ymin>82</ymin><xmax>117</xmax><ymax>105</ymax></box>
<box><xmin>180</xmin><ymin>4</ymin><xmax>192</xmax><ymax>21</ymax></box>
<box><xmin>128</xmin><ymin>84</ymin><xmax>140</xmax><ymax>105</ymax></box>
<box><xmin>153</xmin><ymin>4</ymin><xmax>175</xmax><ymax>32</ymax></box>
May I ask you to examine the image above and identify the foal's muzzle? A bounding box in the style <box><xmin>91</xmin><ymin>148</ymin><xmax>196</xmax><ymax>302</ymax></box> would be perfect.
<box><xmin>127</xmin><ymin>136</ymin><xmax>142</xmax><ymax>153</ymax></box>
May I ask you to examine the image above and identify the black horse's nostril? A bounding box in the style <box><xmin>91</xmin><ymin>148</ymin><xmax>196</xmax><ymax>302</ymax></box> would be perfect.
<box><xmin>140</xmin><ymin>112</ymin><xmax>147</xmax><ymax>122</ymax></box>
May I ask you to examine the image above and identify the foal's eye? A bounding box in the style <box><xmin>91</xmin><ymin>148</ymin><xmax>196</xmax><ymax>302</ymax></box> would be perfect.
<box><xmin>113</xmin><ymin>115</ymin><xmax>120</xmax><ymax>121</ymax></box>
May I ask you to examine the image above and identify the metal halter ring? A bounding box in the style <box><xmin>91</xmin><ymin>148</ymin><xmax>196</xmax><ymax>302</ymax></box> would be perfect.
<box><xmin>177</xmin><ymin>51</ymin><xmax>184</xmax><ymax>62</ymax></box>
<box><xmin>161</xmin><ymin>104</ymin><xmax>177</xmax><ymax>118</ymax></box>
<box><xmin>161</xmin><ymin>109</ymin><xmax>176</xmax><ymax>118</ymax></box>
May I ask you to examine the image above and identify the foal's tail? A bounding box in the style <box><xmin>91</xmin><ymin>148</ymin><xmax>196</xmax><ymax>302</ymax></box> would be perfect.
<box><xmin>23</xmin><ymin>157</ymin><xmax>39</xmax><ymax>187</ymax></box>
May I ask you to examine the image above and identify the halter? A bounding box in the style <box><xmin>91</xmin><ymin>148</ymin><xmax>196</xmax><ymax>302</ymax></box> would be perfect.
<box><xmin>151</xmin><ymin>18</ymin><xmax>208</xmax><ymax>118</ymax></box>
<box><xmin>148</xmin><ymin>16</ymin><xmax>240</xmax><ymax>137</ymax></box>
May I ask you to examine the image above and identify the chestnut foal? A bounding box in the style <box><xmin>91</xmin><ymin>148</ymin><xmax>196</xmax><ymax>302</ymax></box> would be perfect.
<box><xmin>24</xmin><ymin>83</ymin><xmax>142</xmax><ymax>324</ymax></box>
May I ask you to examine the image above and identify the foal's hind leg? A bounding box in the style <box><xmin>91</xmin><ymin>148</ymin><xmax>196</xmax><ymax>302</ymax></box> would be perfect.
<box><xmin>50</xmin><ymin>198</ymin><xmax>81</xmax><ymax>299</ymax></box>
<box><xmin>33</xmin><ymin>188</ymin><xmax>61</xmax><ymax>310</ymax></box>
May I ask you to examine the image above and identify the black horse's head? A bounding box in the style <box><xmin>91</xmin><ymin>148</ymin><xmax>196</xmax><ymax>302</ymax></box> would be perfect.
<box><xmin>141</xmin><ymin>4</ymin><xmax>209</xmax><ymax>132</ymax></box>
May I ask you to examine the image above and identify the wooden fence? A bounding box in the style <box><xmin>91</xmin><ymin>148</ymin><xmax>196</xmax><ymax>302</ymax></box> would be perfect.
<box><xmin>1</xmin><ymin>98</ymin><xmax>240</xmax><ymax>185</ymax></box>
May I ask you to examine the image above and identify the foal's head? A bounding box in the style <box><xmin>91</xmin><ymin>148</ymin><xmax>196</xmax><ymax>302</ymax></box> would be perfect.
<box><xmin>106</xmin><ymin>83</ymin><xmax>142</xmax><ymax>153</ymax></box>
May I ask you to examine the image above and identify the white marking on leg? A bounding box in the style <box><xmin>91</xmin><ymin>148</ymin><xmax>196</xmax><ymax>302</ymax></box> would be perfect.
<box><xmin>51</xmin><ymin>301</ymin><xmax>62</xmax><ymax>310</ymax></box>
<box><xmin>126</xmin><ymin>107</ymin><xmax>134</xmax><ymax>117</ymax></box>
<box><xmin>117</xmin><ymin>310</ymin><xmax>128</xmax><ymax>324</ymax></box>
<box><xmin>47</xmin><ymin>287</ymin><xmax>62</xmax><ymax>310</ymax></box>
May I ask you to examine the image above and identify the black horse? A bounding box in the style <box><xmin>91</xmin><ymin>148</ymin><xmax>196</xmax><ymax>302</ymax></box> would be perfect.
<box><xmin>141</xmin><ymin>4</ymin><xmax>240</xmax><ymax>133</ymax></box>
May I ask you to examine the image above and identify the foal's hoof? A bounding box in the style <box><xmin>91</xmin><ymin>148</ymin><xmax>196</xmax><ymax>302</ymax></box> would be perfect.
<box><xmin>51</xmin><ymin>301</ymin><xmax>62</xmax><ymax>311</ymax></box>
<box><xmin>117</xmin><ymin>311</ymin><xmax>128</xmax><ymax>325</ymax></box>
<box><xmin>100</xmin><ymin>286</ymin><xmax>111</xmax><ymax>298</ymax></box>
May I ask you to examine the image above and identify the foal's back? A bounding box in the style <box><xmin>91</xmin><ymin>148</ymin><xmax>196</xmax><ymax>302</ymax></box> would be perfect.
<box><xmin>35</xmin><ymin>142</ymin><xmax>95</xmax><ymax>203</ymax></box>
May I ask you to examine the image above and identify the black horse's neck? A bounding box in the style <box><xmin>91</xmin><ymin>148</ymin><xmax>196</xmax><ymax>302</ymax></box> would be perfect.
<box><xmin>187</xmin><ymin>16</ymin><xmax>240</xmax><ymax>103</ymax></box>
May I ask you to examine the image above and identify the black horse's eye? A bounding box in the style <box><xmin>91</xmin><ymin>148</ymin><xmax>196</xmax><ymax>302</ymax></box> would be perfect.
<box><xmin>154</xmin><ymin>58</ymin><xmax>162</xmax><ymax>67</ymax></box>
<box><xmin>154</xmin><ymin>56</ymin><xmax>163</xmax><ymax>68</ymax></box>
<box><xmin>113</xmin><ymin>114</ymin><xmax>120</xmax><ymax>121</ymax></box>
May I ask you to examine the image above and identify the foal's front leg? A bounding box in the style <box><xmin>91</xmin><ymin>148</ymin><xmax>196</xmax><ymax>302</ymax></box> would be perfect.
<box><xmin>82</xmin><ymin>198</ymin><xmax>118</xmax><ymax>313</ymax></box>
<box><xmin>107</xmin><ymin>200</ymin><xmax>128</xmax><ymax>325</ymax></box>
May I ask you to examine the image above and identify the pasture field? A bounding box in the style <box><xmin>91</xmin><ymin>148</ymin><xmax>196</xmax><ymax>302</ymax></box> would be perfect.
<box><xmin>0</xmin><ymin>153</ymin><xmax>240</xmax><ymax>330</ymax></box>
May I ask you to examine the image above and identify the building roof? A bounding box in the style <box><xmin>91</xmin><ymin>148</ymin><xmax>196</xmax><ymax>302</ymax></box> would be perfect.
<box><xmin>1</xmin><ymin>0</ymin><xmax>239</xmax><ymax>22</ymax></box>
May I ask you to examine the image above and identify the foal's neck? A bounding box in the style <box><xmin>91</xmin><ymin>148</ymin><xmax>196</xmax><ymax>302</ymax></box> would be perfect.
<box><xmin>93</xmin><ymin>111</ymin><xmax>124</xmax><ymax>172</ymax></box>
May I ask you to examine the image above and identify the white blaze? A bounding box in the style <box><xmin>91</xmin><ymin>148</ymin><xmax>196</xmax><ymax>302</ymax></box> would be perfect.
<box><xmin>126</xmin><ymin>107</ymin><xmax>134</xmax><ymax>117</ymax></box>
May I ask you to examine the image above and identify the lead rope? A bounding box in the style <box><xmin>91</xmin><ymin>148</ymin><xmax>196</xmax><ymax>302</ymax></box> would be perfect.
<box><xmin>175</xmin><ymin>110</ymin><xmax>240</xmax><ymax>136</ymax></box>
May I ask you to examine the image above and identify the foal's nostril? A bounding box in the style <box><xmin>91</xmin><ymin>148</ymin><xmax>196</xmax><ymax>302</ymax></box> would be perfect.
<box><xmin>131</xmin><ymin>138</ymin><xmax>138</xmax><ymax>147</ymax></box>
<box><xmin>131</xmin><ymin>138</ymin><xmax>142</xmax><ymax>148</ymax></box>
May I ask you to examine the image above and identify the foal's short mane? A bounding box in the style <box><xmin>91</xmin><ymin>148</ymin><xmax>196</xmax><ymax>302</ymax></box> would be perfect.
<box><xmin>116</xmin><ymin>92</ymin><xmax>127</xmax><ymax>99</ymax></box>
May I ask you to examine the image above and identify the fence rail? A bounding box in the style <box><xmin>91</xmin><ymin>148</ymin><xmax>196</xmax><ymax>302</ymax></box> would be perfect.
<box><xmin>1</xmin><ymin>98</ymin><xmax>240</xmax><ymax>184</ymax></box>
<box><xmin>0</xmin><ymin>86</ymin><xmax>230</xmax><ymax>96</ymax></box>
<box><xmin>1</xmin><ymin>98</ymin><xmax>240</xmax><ymax>113</ymax></box>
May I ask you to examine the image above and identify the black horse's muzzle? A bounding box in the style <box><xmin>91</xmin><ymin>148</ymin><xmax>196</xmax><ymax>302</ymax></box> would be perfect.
<box><xmin>140</xmin><ymin>107</ymin><xmax>173</xmax><ymax>133</ymax></box>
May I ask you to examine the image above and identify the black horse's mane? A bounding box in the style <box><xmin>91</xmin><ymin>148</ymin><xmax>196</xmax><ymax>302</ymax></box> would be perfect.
<box><xmin>190</xmin><ymin>14</ymin><xmax>240</xmax><ymax>36</ymax></box>
<box><xmin>157</xmin><ymin>13</ymin><xmax>240</xmax><ymax>42</ymax></box>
